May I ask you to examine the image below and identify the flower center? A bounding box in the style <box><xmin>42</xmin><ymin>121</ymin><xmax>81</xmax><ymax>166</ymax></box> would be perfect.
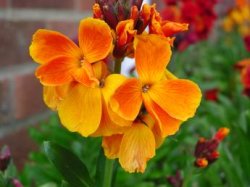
<box><xmin>99</xmin><ymin>79</ymin><xmax>105</xmax><ymax>88</ymax></box>
<box><xmin>79</xmin><ymin>59</ymin><xmax>85</xmax><ymax>67</ymax></box>
<box><xmin>142</xmin><ymin>84</ymin><xmax>150</xmax><ymax>93</ymax></box>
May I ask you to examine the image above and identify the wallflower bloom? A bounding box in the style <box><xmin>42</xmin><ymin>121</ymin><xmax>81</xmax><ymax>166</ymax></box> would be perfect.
<box><xmin>102</xmin><ymin>114</ymin><xmax>162</xmax><ymax>173</ymax></box>
<box><xmin>235</xmin><ymin>58</ymin><xmax>250</xmax><ymax>96</ymax></box>
<box><xmin>110</xmin><ymin>34</ymin><xmax>202</xmax><ymax>138</ymax></box>
<box><xmin>30</xmin><ymin>18</ymin><xmax>113</xmax><ymax>87</ymax></box>
<box><xmin>56</xmin><ymin>61</ymin><xmax>129</xmax><ymax>137</ymax></box>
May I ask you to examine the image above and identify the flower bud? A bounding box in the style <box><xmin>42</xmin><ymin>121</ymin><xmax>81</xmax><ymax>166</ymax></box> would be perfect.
<box><xmin>0</xmin><ymin>146</ymin><xmax>11</xmax><ymax>172</ymax></box>
<box><xmin>195</xmin><ymin>158</ymin><xmax>208</xmax><ymax>168</ymax></box>
<box><xmin>214</xmin><ymin>128</ymin><xmax>230</xmax><ymax>141</ymax></box>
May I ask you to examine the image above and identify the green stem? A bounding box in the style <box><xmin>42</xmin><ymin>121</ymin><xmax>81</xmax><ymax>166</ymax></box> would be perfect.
<box><xmin>114</xmin><ymin>58</ymin><xmax>123</xmax><ymax>74</ymax></box>
<box><xmin>103</xmin><ymin>159</ymin><xmax>115</xmax><ymax>187</ymax></box>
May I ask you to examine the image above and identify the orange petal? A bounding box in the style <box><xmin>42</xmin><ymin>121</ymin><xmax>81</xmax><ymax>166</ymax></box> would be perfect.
<box><xmin>35</xmin><ymin>56</ymin><xmax>76</xmax><ymax>86</ymax></box>
<box><xmin>102</xmin><ymin>134</ymin><xmax>123</xmax><ymax>159</ymax></box>
<box><xmin>58</xmin><ymin>84</ymin><xmax>102</xmax><ymax>137</ymax></box>
<box><xmin>93</xmin><ymin>3</ymin><xmax>103</xmax><ymax>19</ymax></box>
<box><xmin>102</xmin><ymin>74</ymin><xmax>132</xmax><ymax>126</ymax></box>
<box><xmin>139</xmin><ymin>114</ymin><xmax>164</xmax><ymax>148</ymax></box>
<box><xmin>119</xmin><ymin>123</ymin><xmax>155</xmax><ymax>173</ymax></box>
<box><xmin>148</xmin><ymin>79</ymin><xmax>202</xmax><ymax>121</ymax></box>
<box><xmin>72</xmin><ymin>60</ymin><xmax>99</xmax><ymax>87</ymax></box>
<box><xmin>91</xmin><ymin>96</ymin><xmax>128</xmax><ymax>136</ymax></box>
<box><xmin>30</xmin><ymin>29</ymin><xmax>81</xmax><ymax>64</ymax></box>
<box><xmin>143</xmin><ymin>94</ymin><xmax>182</xmax><ymax>137</ymax></box>
<box><xmin>79</xmin><ymin>18</ymin><xmax>113</xmax><ymax>63</ymax></box>
<box><xmin>110</xmin><ymin>78</ymin><xmax>142</xmax><ymax>121</ymax></box>
<box><xmin>161</xmin><ymin>21</ymin><xmax>189</xmax><ymax>37</ymax></box>
<box><xmin>43</xmin><ymin>83</ymin><xmax>72</xmax><ymax>110</ymax></box>
<box><xmin>116</xmin><ymin>19</ymin><xmax>136</xmax><ymax>47</ymax></box>
<box><xmin>92</xmin><ymin>61</ymin><xmax>109</xmax><ymax>81</ymax></box>
<box><xmin>134</xmin><ymin>34</ymin><xmax>172</xmax><ymax>84</ymax></box>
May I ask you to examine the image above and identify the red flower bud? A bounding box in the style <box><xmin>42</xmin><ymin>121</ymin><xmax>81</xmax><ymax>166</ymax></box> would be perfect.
<box><xmin>0</xmin><ymin>146</ymin><xmax>11</xmax><ymax>172</ymax></box>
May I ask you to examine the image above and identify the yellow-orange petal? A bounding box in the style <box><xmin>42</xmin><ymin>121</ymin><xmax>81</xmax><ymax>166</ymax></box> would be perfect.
<box><xmin>58</xmin><ymin>84</ymin><xmax>102</xmax><ymax>137</ymax></box>
<box><xmin>35</xmin><ymin>56</ymin><xmax>76</xmax><ymax>86</ymax></box>
<box><xmin>102</xmin><ymin>134</ymin><xmax>123</xmax><ymax>159</ymax></box>
<box><xmin>30</xmin><ymin>29</ymin><xmax>81</xmax><ymax>64</ymax></box>
<box><xmin>140</xmin><ymin>114</ymin><xmax>164</xmax><ymax>148</ymax></box>
<box><xmin>72</xmin><ymin>60</ymin><xmax>99</xmax><ymax>87</ymax></box>
<box><xmin>101</xmin><ymin>74</ymin><xmax>131</xmax><ymax>126</ymax></box>
<box><xmin>79</xmin><ymin>18</ymin><xmax>113</xmax><ymax>63</ymax></box>
<box><xmin>165</xmin><ymin>69</ymin><xmax>178</xmax><ymax>80</ymax></box>
<box><xmin>91</xmin><ymin>96</ymin><xmax>128</xmax><ymax>136</ymax></box>
<box><xmin>110</xmin><ymin>78</ymin><xmax>142</xmax><ymax>121</ymax></box>
<box><xmin>161</xmin><ymin>21</ymin><xmax>189</xmax><ymax>37</ymax></box>
<box><xmin>148</xmin><ymin>79</ymin><xmax>202</xmax><ymax>121</ymax></box>
<box><xmin>119</xmin><ymin>123</ymin><xmax>155</xmax><ymax>173</ymax></box>
<box><xmin>141</xmin><ymin>4</ymin><xmax>156</xmax><ymax>24</ymax></box>
<box><xmin>134</xmin><ymin>34</ymin><xmax>172</xmax><ymax>84</ymax></box>
<box><xmin>143</xmin><ymin>94</ymin><xmax>182</xmax><ymax>137</ymax></box>
<box><xmin>43</xmin><ymin>83</ymin><xmax>72</xmax><ymax>110</ymax></box>
<box><xmin>92</xmin><ymin>61</ymin><xmax>109</xmax><ymax>81</ymax></box>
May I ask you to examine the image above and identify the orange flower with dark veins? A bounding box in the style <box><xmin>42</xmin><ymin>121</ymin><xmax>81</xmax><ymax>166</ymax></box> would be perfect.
<box><xmin>102</xmin><ymin>114</ymin><xmax>162</xmax><ymax>173</ymax></box>
<box><xmin>110</xmin><ymin>34</ymin><xmax>202</xmax><ymax>138</ymax></box>
<box><xmin>30</xmin><ymin>18</ymin><xmax>113</xmax><ymax>87</ymax></box>
<box><xmin>56</xmin><ymin>61</ymin><xmax>129</xmax><ymax>137</ymax></box>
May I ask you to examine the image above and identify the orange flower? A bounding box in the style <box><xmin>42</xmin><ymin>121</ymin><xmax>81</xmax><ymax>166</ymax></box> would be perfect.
<box><xmin>236</xmin><ymin>58</ymin><xmax>250</xmax><ymax>89</ymax></box>
<box><xmin>110</xmin><ymin>34</ymin><xmax>202</xmax><ymax>138</ymax></box>
<box><xmin>30</xmin><ymin>18</ymin><xmax>113</xmax><ymax>87</ymax></box>
<box><xmin>102</xmin><ymin>114</ymin><xmax>162</xmax><ymax>173</ymax></box>
<box><xmin>56</xmin><ymin>61</ymin><xmax>129</xmax><ymax>137</ymax></box>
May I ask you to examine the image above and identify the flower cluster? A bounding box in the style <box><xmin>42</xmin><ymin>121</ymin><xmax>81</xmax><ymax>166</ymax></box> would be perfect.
<box><xmin>194</xmin><ymin>128</ymin><xmax>230</xmax><ymax>168</ymax></box>
<box><xmin>161</xmin><ymin>0</ymin><xmax>218</xmax><ymax>51</ymax></box>
<box><xmin>235</xmin><ymin>58</ymin><xmax>250</xmax><ymax>97</ymax></box>
<box><xmin>29</xmin><ymin>0</ymin><xmax>202</xmax><ymax>173</ymax></box>
<box><xmin>223</xmin><ymin>0</ymin><xmax>250</xmax><ymax>51</ymax></box>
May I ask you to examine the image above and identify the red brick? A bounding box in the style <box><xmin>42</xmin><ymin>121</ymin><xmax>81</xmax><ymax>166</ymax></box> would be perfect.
<box><xmin>13</xmin><ymin>72</ymin><xmax>46</xmax><ymax>120</ymax></box>
<box><xmin>0</xmin><ymin>78</ymin><xmax>12</xmax><ymax>124</ymax></box>
<box><xmin>0</xmin><ymin>20</ymin><xmax>45</xmax><ymax>68</ymax></box>
<box><xmin>74</xmin><ymin>0</ymin><xmax>93</xmax><ymax>11</ymax></box>
<box><xmin>0</xmin><ymin>0</ymin><xmax>8</xmax><ymax>8</ymax></box>
<box><xmin>0</xmin><ymin>127</ymin><xmax>38</xmax><ymax>170</ymax></box>
<box><xmin>46</xmin><ymin>20</ymin><xmax>79</xmax><ymax>39</ymax></box>
<box><xmin>11</xmin><ymin>0</ymin><xmax>75</xmax><ymax>9</ymax></box>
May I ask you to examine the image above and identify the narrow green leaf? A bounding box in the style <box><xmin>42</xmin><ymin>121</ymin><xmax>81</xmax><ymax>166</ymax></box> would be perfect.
<box><xmin>44</xmin><ymin>141</ymin><xmax>93</xmax><ymax>187</ymax></box>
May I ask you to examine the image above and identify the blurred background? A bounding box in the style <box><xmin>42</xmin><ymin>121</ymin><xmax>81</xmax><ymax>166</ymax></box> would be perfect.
<box><xmin>1</xmin><ymin>0</ymin><xmax>250</xmax><ymax>187</ymax></box>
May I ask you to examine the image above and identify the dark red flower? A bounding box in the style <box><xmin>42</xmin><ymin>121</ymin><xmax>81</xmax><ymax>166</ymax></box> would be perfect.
<box><xmin>204</xmin><ymin>88</ymin><xmax>219</xmax><ymax>101</ymax></box>
<box><xmin>167</xmin><ymin>170</ymin><xmax>183</xmax><ymax>187</ymax></box>
<box><xmin>244</xmin><ymin>35</ymin><xmax>250</xmax><ymax>52</ymax></box>
<box><xmin>194</xmin><ymin>128</ymin><xmax>230</xmax><ymax>168</ymax></box>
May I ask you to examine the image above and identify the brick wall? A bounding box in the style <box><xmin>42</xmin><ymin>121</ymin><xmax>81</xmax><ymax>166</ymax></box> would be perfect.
<box><xmin>0</xmin><ymin>0</ymin><xmax>92</xmax><ymax>138</ymax></box>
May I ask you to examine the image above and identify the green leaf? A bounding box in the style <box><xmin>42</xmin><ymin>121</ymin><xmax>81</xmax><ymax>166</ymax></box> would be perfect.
<box><xmin>44</xmin><ymin>141</ymin><xmax>93</xmax><ymax>187</ymax></box>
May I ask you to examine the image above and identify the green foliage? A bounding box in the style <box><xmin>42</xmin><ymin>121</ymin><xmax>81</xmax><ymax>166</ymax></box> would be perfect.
<box><xmin>44</xmin><ymin>141</ymin><xmax>93</xmax><ymax>187</ymax></box>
